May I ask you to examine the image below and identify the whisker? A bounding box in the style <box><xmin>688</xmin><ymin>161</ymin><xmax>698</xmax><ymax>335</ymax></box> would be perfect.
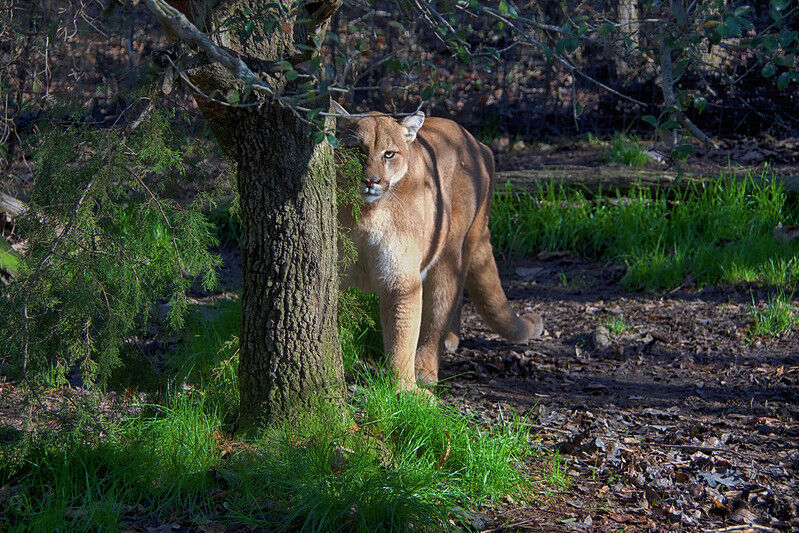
<box><xmin>388</xmin><ymin>187</ymin><xmax>409</xmax><ymax>209</ymax></box>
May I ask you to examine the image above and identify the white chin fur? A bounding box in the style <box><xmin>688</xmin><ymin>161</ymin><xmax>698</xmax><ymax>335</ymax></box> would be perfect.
<box><xmin>362</xmin><ymin>189</ymin><xmax>383</xmax><ymax>203</ymax></box>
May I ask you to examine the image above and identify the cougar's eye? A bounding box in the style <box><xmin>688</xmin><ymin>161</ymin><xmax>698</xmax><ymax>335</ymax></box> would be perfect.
<box><xmin>384</xmin><ymin>150</ymin><xmax>396</xmax><ymax>159</ymax></box>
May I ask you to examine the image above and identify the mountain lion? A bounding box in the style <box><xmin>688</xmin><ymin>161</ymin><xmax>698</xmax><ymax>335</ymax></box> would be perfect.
<box><xmin>334</xmin><ymin>102</ymin><xmax>543</xmax><ymax>392</ymax></box>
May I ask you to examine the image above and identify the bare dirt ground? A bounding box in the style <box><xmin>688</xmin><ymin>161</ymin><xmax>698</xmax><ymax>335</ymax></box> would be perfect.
<box><xmin>494</xmin><ymin>137</ymin><xmax>799</xmax><ymax>177</ymax></box>
<box><xmin>441</xmin><ymin>255</ymin><xmax>799</xmax><ymax>532</ymax></box>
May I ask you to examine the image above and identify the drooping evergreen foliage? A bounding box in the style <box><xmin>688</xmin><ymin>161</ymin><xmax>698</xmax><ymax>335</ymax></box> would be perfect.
<box><xmin>0</xmin><ymin>103</ymin><xmax>221</xmax><ymax>387</ymax></box>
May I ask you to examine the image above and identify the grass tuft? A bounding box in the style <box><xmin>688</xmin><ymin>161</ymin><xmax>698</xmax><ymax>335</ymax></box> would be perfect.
<box><xmin>1</xmin><ymin>298</ymin><xmax>542</xmax><ymax>531</ymax></box>
<box><xmin>602</xmin><ymin>133</ymin><xmax>653</xmax><ymax>167</ymax></box>
<box><xmin>749</xmin><ymin>291</ymin><xmax>797</xmax><ymax>337</ymax></box>
<box><xmin>603</xmin><ymin>316</ymin><xmax>628</xmax><ymax>334</ymax></box>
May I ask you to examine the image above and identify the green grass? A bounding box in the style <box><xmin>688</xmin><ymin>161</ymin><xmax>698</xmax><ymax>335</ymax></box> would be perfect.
<box><xmin>0</xmin><ymin>291</ymin><xmax>545</xmax><ymax>531</ymax></box>
<box><xmin>749</xmin><ymin>291</ymin><xmax>797</xmax><ymax>337</ymax></box>
<box><xmin>543</xmin><ymin>450</ymin><xmax>570</xmax><ymax>489</ymax></box>
<box><xmin>603</xmin><ymin>316</ymin><xmax>628</xmax><ymax>334</ymax></box>
<box><xmin>0</xmin><ymin>238</ymin><xmax>20</xmax><ymax>276</ymax></box>
<box><xmin>338</xmin><ymin>288</ymin><xmax>383</xmax><ymax>373</ymax></box>
<box><xmin>602</xmin><ymin>133</ymin><xmax>653</xmax><ymax>167</ymax></box>
<box><xmin>0</xmin><ymin>379</ymin><xmax>535</xmax><ymax>531</ymax></box>
<box><xmin>490</xmin><ymin>169</ymin><xmax>799</xmax><ymax>291</ymax></box>
<box><xmin>0</xmin><ymin>393</ymin><xmax>222</xmax><ymax>532</ymax></box>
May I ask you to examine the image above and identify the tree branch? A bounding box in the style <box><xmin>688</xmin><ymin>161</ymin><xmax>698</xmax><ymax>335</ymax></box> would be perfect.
<box><xmin>481</xmin><ymin>9</ymin><xmax>649</xmax><ymax>107</ymax></box>
<box><xmin>658</xmin><ymin>37</ymin><xmax>718</xmax><ymax>148</ymax></box>
<box><xmin>141</xmin><ymin>0</ymin><xmax>274</xmax><ymax>93</ymax></box>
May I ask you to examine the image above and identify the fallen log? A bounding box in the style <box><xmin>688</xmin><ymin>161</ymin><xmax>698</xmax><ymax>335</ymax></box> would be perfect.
<box><xmin>0</xmin><ymin>192</ymin><xmax>26</xmax><ymax>218</ymax></box>
<box><xmin>495</xmin><ymin>166</ymin><xmax>799</xmax><ymax>196</ymax></box>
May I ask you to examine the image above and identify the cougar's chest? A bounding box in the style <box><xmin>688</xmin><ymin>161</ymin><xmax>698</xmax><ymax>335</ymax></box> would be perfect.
<box><xmin>342</xmin><ymin>195</ymin><xmax>434</xmax><ymax>290</ymax></box>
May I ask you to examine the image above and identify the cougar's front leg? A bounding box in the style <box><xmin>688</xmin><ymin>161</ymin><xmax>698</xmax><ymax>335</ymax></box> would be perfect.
<box><xmin>379</xmin><ymin>276</ymin><xmax>423</xmax><ymax>391</ymax></box>
<box><xmin>416</xmin><ymin>248</ymin><xmax>464</xmax><ymax>386</ymax></box>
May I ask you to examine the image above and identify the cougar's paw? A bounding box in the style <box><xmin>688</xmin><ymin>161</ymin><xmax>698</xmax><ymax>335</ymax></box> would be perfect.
<box><xmin>443</xmin><ymin>332</ymin><xmax>460</xmax><ymax>352</ymax></box>
<box><xmin>415</xmin><ymin>366</ymin><xmax>439</xmax><ymax>388</ymax></box>
<box><xmin>522</xmin><ymin>312</ymin><xmax>544</xmax><ymax>339</ymax></box>
<box><xmin>395</xmin><ymin>380</ymin><xmax>436</xmax><ymax>403</ymax></box>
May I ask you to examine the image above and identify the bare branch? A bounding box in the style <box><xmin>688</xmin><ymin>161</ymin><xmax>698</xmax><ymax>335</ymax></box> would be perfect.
<box><xmin>481</xmin><ymin>9</ymin><xmax>649</xmax><ymax>107</ymax></box>
<box><xmin>141</xmin><ymin>0</ymin><xmax>274</xmax><ymax>92</ymax></box>
<box><xmin>658</xmin><ymin>38</ymin><xmax>718</xmax><ymax>148</ymax></box>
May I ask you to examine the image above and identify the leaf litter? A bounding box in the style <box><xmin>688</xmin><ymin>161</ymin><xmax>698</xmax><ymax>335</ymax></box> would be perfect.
<box><xmin>439</xmin><ymin>255</ymin><xmax>798</xmax><ymax>532</ymax></box>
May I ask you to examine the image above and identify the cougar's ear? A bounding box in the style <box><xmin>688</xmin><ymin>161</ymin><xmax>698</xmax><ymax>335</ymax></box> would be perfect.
<box><xmin>331</xmin><ymin>100</ymin><xmax>350</xmax><ymax>117</ymax></box>
<box><xmin>401</xmin><ymin>112</ymin><xmax>425</xmax><ymax>143</ymax></box>
<box><xmin>331</xmin><ymin>101</ymin><xmax>359</xmax><ymax>146</ymax></box>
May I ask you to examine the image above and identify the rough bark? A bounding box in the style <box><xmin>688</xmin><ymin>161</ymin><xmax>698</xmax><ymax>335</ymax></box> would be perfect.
<box><xmin>234</xmin><ymin>105</ymin><xmax>343</xmax><ymax>425</ymax></box>
<box><xmin>155</xmin><ymin>0</ymin><xmax>344</xmax><ymax>426</ymax></box>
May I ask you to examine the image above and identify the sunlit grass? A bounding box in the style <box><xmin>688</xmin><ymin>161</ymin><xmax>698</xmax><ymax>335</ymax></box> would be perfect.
<box><xmin>490</xmin><ymin>169</ymin><xmax>799</xmax><ymax>291</ymax></box>
<box><xmin>749</xmin><ymin>291</ymin><xmax>797</xmax><ymax>337</ymax></box>
<box><xmin>603</xmin><ymin>316</ymin><xmax>628</xmax><ymax>334</ymax></box>
<box><xmin>603</xmin><ymin>133</ymin><xmax>653</xmax><ymax>167</ymax></box>
<box><xmin>0</xmin><ymin>292</ymin><xmax>548</xmax><ymax>531</ymax></box>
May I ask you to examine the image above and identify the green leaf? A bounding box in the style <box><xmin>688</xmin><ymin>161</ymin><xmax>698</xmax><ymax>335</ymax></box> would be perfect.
<box><xmin>226</xmin><ymin>90</ymin><xmax>240</xmax><ymax>104</ymax></box>
<box><xmin>672</xmin><ymin>144</ymin><xmax>694</xmax><ymax>161</ymax></box>
<box><xmin>779</xmin><ymin>29</ymin><xmax>798</xmax><ymax>48</ymax></box>
<box><xmin>734</xmin><ymin>5</ymin><xmax>753</xmax><ymax>17</ymax></box>
<box><xmin>312</xmin><ymin>130</ymin><xmax>325</xmax><ymax>144</ymax></box>
<box><xmin>762</xmin><ymin>62</ymin><xmax>777</xmax><ymax>78</ymax></box>
<box><xmin>693</xmin><ymin>96</ymin><xmax>707</xmax><ymax>113</ymax></box>
<box><xmin>673</xmin><ymin>59</ymin><xmax>689</xmax><ymax>80</ymax></box>
<box><xmin>388</xmin><ymin>21</ymin><xmax>405</xmax><ymax>32</ymax></box>
<box><xmin>738</xmin><ymin>16</ymin><xmax>754</xmax><ymax>30</ymax></box>
<box><xmin>307</xmin><ymin>108</ymin><xmax>321</xmax><ymax>121</ymax></box>
<box><xmin>285</xmin><ymin>70</ymin><xmax>299</xmax><ymax>81</ymax></box>
<box><xmin>556</xmin><ymin>37</ymin><xmax>579</xmax><ymax>54</ymax></box>
<box><xmin>777</xmin><ymin>71</ymin><xmax>798</xmax><ymax>90</ymax></box>
<box><xmin>498</xmin><ymin>0</ymin><xmax>509</xmax><ymax>15</ymax></box>
<box><xmin>759</xmin><ymin>34</ymin><xmax>779</xmax><ymax>54</ymax></box>
<box><xmin>771</xmin><ymin>0</ymin><xmax>790</xmax><ymax>11</ymax></box>
<box><xmin>598</xmin><ymin>23</ymin><xmax>615</xmax><ymax>38</ymax></box>
<box><xmin>327</xmin><ymin>134</ymin><xmax>339</xmax><ymax>147</ymax></box>
<box><xmin>243</xmin><ymin>20</ymin><xmax>254</xmax><ymax>38</ymax></box>
<box><xmin>421</xmin><ymin>84</ymin><xmax>435</xmax><ymax>100</ymax></box>
<box><xmin>659</xmin><ymin>120</ymin><xmax>681</xmax><ymax>131</ymax></box>
<box><xmin>0</xmin><ymin>240</ymin><xmax>19</xmax><ymax>275</ymax></box>
<box><xmin>642</xmin><ymin>115</ymin><xmax>659</xmax><ymax>128</ymax></box>
<box><xmin>724</xmin><ymin>16</ymin><xmax>740</xmax><ymax>37</ymax></box>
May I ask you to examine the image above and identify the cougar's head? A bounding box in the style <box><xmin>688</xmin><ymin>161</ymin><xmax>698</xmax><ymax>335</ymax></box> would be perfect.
<box><xmin>332</xmin><ymin>101</ymin><xmax>425</xmax><ymax>203</ymax></box>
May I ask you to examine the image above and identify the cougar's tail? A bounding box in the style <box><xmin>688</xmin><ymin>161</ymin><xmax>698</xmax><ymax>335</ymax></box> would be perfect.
<box><xmin>464</xmin><ymin>142</ymin><xmax>543</xmax><ymax>342</ymax></box>
<box><xmin>464</xmin><ymin>229</ymin><xmax>543</xmax><ymax>342</ymax></box>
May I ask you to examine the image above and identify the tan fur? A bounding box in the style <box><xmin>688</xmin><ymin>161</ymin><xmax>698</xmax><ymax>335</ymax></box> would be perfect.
<box><xmin>336</xmin><ymin>104</ymin><xmax>543</xmax><ymax>391</ymax></box>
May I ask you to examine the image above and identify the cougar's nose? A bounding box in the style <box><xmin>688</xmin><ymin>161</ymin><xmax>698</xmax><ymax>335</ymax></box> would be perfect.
<box><xmin>364</xmin><ymin>175</ymin><xmax>379</xmax><ymax>187</ymax></box>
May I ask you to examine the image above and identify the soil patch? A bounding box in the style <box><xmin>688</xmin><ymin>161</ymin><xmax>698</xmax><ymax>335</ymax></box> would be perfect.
<box><xmin>494</xmin><ymin>137</ymin><xmax>799</xmax><ymax>179</ymax></box>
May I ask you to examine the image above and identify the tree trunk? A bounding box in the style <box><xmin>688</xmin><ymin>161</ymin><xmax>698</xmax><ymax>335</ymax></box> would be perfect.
<box><xmin>155</xmin><ymin>0</ymin><xmax>344</xmax><ymax>426</ymax></box>
<box><xmin>234</xmin><ymin>105</ymin><xmax>343</xmax><ymax>425</ymax></box>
